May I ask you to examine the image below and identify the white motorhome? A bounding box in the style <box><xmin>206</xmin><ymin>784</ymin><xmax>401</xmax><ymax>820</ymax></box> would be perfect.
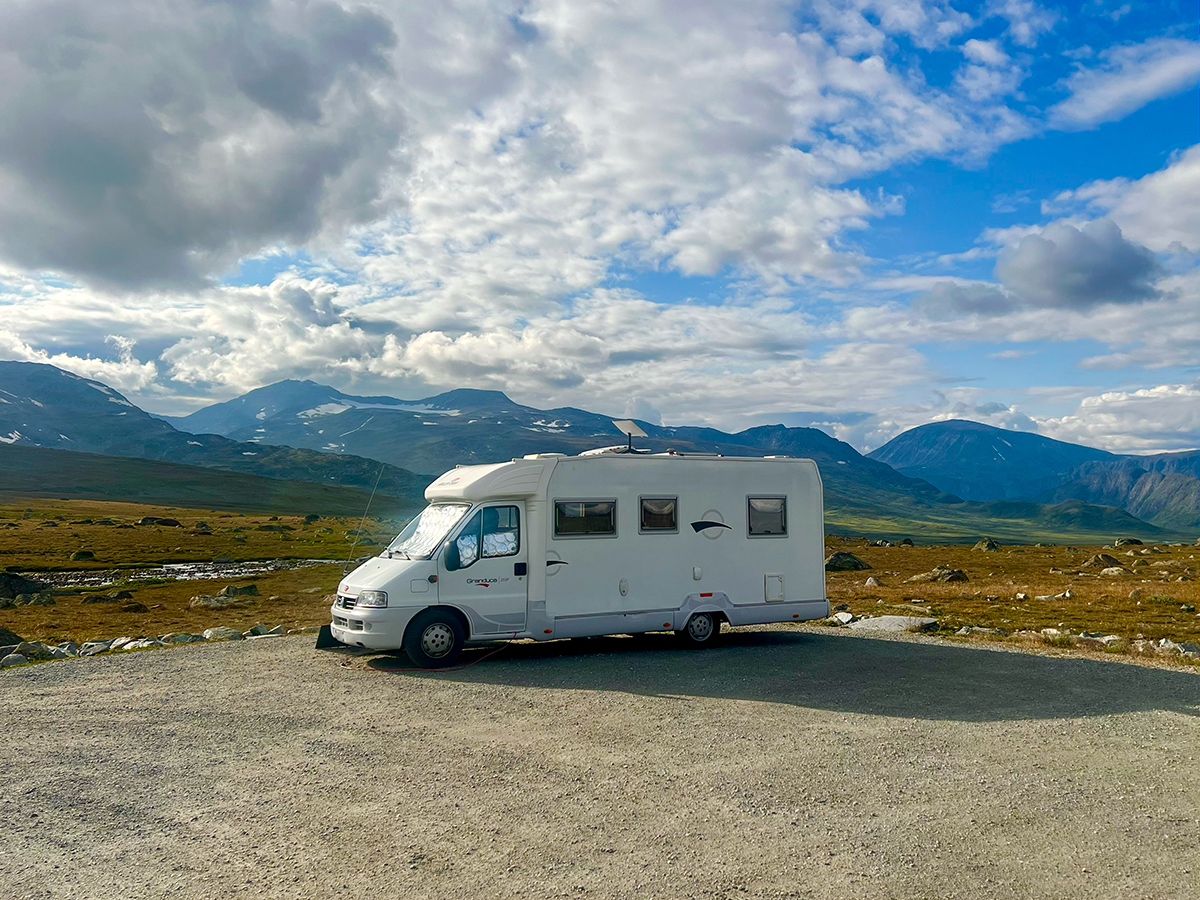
<box><xmin>329</xmin><ymin>450</ymin><xmax>829</xmax><ymax>667</ymax></box>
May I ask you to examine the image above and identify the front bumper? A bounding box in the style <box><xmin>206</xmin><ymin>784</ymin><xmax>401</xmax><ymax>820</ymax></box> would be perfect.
<box><xmin>328</xmin><ymin>600</ymin><xmax>422</xmax><ymax>650</ymax></box>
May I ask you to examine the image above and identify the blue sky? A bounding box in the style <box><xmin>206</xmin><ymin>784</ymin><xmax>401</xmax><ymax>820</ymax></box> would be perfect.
<box><xmin>0</xmin><ymin>0</ymin><xmax>1196</xmax><ymax>452</ymax></box>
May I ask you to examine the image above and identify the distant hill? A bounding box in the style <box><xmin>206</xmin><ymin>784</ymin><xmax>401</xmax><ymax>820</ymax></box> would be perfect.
<box><xmin>868</xmin><ymin>420</ymin><xmax>1198</xmax><ymax>530</ymax></box>
<box><xmin>163</xmin><ymin>378</ymin><xmax>1182</xmax><ymax>543</ymax></box>
<box><xmin>0</xmin><ymin>444</ymin><xmax>419</xmax><ymax>516</ymax></box>
<box><xmin>0</xmin><ymin>362</ymin><xmax>430</xmax><ymax>502</ymax></box>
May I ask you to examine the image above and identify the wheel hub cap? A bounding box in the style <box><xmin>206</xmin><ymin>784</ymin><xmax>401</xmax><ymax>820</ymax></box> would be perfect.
<box><xmin>421</xmin><ymin>623</ymin><xmax>454</xmax><ymax>658</ymax></box>
<box><xmin>688</xmin><ymin>615</ymin><xmax>712</xmax><ymax>640</ymax></box>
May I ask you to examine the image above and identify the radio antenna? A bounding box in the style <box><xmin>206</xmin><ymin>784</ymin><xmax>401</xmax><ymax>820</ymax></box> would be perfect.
<box><xmin>344</xmin><ymin>462</ymin><xmax>386</xmax><ymax>574</ymax></box>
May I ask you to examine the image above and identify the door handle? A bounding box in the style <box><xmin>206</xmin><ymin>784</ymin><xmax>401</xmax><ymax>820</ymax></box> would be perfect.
<box><xmin>514</xmin><ymin>562</ymin><xmax>527</xmax><ymax>576</ymax></box>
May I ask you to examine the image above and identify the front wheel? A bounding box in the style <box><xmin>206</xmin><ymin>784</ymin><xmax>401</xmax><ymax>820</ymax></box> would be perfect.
<box><xmin>404</xmin><ymin>609</ymin><xmax>465</xmax><ymax>668</ymax></box>
<box><xmin>676</xmin><ymin>612</ymin><xmax>720</xmax><ymax>648</ymax></box>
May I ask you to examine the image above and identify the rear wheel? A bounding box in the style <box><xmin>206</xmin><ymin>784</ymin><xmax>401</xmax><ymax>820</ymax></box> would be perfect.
<box><xmin>404</xmin><ymin>609</ymin><xmax>465</xmax><ymax>668</ymax></box>
<box><xmin>676</xmin><ymin>612</ymin><xmax>720</xmax><ymax>648</ymax></box>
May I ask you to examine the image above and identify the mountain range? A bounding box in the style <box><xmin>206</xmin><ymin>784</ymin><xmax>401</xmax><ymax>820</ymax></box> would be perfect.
<box><xmin>2</xmin><ymin>361</ymin><xmax>1193</xmax><ymax>541</ymax></box>
<box><xmin>869</xmin><ymin>420</ymin><xmax>1197</xmax><ymax>531</ymax></box>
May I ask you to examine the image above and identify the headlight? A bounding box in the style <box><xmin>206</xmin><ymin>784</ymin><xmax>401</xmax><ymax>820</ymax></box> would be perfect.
<box><xmin>356</xmin><ymin>590</ymin><xmax>388</xmax><ymax>608</ymax></box>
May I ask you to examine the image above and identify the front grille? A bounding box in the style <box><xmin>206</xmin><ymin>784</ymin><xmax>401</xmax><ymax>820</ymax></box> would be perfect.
<box><xmin>333</xmin><ymin>615</ymin><xmax>349</xmax><ymax>628</ymax></box>
<box><xmin>337</xmin><ymin>594</ymin><xmax>357</xmax><ymax>609</ymax></box>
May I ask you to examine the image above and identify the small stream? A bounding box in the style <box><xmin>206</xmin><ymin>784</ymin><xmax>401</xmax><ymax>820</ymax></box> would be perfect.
<box><xmin>24</xmin><ymin>558</ymin><xmax>348</xmax><ymax>589</ymax></box>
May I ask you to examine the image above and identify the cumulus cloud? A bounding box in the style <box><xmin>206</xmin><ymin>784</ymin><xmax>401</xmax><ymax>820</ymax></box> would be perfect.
<box><xmin>987</xmin><ymin>0</ymin><xmax>1057</xmax><ymax>47</ymax></box>
<box><xmin>1049</xmin><ymin>38</ymin><xmax>1200</xmax><ymax>130</ymax></box>
<box><xmin>0</xmin><ymin>0</ymin><xmax>406</xmax><ymax>288</ymax></box>
<box><xmin>994</xmin><ymin>219</ymin><xmax>1163</xmax><ymax>308</ymax></box>
<box><xmin>1037</xmin><ymin>383</ymin><xmax>1200</xmax><ymax>453</ymax></box>
<box><xmin>1043</xmin><ymin>145</ymin><xmax>1200</xmax><ymax>253</ymax></box>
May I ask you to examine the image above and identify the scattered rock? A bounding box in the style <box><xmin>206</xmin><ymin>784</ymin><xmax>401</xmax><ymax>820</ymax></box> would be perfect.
<box><xmin>81</xmin><ymin>591</ymin><xmax>134</xmax><ymax>604</ymax></box>
<box><xmin>304</xmin><ymin>514</ymin><xmax>321</xmax><ymax>524</ymax></box>
<box><xmin>15</xmin><ymin>641</ymin><xmax>54</xmax><ymax>661</ymax></box>
<box><xmin>119</xmin><ymin>602</ymin><xmax>150</xmax><ymax>613</ymax></box>
<box><xmin>189</xmin><ymin>594</ymin><xmax>252</xmax><ymax>610</ymax></box>
<box><xmin>1113</xmin><ymin>538</ymin><xmax>1143</xmax><ymax>547</ymax></box>
<box><xmin>1099</xmin><ymin>566</ymin><xmax>1130</xmax><ymax>576</ymax></box>
<box><xmin>1128</xmin><ymin>589</ymin><xmax>1143</xmax><ymax>600</ymax></box>
<box><xmin>868</xmin><ymin>539</ymin><xmax>891</xmax><ymax>547</ymax></box>
<box><xmin>70</xmin><ymin>549</ymin><xmax>95</xmax><ymax>561</ymax></box>
<box><xmin>832</xmin><ymin>611</ymin><xmax>856</xmax><ymax>625</ymax></box>
<box><xmin>217</xmin><ymin>584</ymin><xmax>258</xmax><ymax>598</ymax></box>
<box><xmin>78</xmin><ymin>640</ymin><xmax>112</xmax><ymax>656</ymax></box>
<box><xmin>135</xmin><ymin>516</ymin><xmax>181</xmax><ymax>527</ymax></box>
<box><xmin>956</xmin><ymin>626</ymin><xmax>999</xmax><ymax>636</ymax></box>
<box><xmin>1015</xmin><ymin>592</ymin><xmax>1029</xmax><ymax>601</ymax></box>
<box><xmin>972</xmin><ymin>538</ymin><xmax>1000</xmax><ymax>552</ymax></box>
<box><xmin>865</xmin><ymin>577</ymin><xmax>881</xmax><ymax>587</ymax></box>
<box><xmin>57</xmin><ymin>641</ymin><xmax>78</xmax><ymax>656</ymax></box>
<box><xmin>1</xmin><ymin>653</ymin><xmax>29</xmax><ymax>667</ymax></box>
<box><xmin>1084</xmin><ymin>553</ymin><xmax>1123</xmax><ymax>568</ymax></box>
<box><xmin>124</xmin><ymin>638</ymin><xmax>167</xmax><ymax>651</ymax></box>
<box><xmin>0</xmin><ymin>572</ymin><xmax>46</xmax><ymax>600</ymax></box>
<box><xmin>202</xmin><ymin>626</ymin><xmax>244</xmax><ymax>641</ymax></box>
<box><xmin>896</xmin><ymin>538</ymin><xmax>914</xmax><ymax>547</ymax></box>
<box><xmin>904</xmin><ymin>566</ymin><xmax>968</xmax><ymax>584</ymax></box>
<box><xmin>108</xmin><ymin>637</ymin><xmax>135</xmax><ymax>651</ymax></box>
<box><xmin>257</xmin><ymin>524</ymin><xmax>294</xmax><ymax>532</ymax></box>
<box><xmin>824</xmin><ymin>552</ymin><xmax>871</xmax><ymax>572</ymax></box>
<box><xmin>0</xmin><ymin>626</ymin><xmax>25</xmax><ymax>645</ymax></box>
<box><xmin>848</xmin><ymin>615</ymin><xmax>937</xmax><ymax>633</ymax></box>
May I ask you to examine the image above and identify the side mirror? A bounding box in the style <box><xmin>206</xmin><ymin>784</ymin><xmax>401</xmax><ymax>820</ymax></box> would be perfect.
<box><xmin>444</xmin><ymin>540</ymin><xmax>460</xmax><ymax>571</ymax></box>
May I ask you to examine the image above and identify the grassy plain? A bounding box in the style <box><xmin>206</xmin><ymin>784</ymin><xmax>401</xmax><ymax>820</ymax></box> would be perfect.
<box><xmin>1</xmin><ymin>496</ymin><xmax>1196</xmax><ymax>663</ymax></box>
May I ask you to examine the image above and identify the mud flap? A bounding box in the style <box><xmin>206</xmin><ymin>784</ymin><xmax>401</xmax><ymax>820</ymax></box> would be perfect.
<box><xmin>314</xmin><ymin>624</ymin><xmax>341</xmax><ymax>650</ymax></box>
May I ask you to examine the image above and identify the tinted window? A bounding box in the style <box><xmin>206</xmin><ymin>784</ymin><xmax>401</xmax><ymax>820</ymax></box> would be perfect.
<box><xmin>748</xmin><ymin>497</ymin><xmax>786</xmax><ymax>536</ymax></box>
<box><xmin>640</xmin><ymin>497</ymin><xmax>677</xmax><ymax>532</ymax></box>
<box><xmin>555</xmin><ymin>500</ymin><xmax>616</xmax><ymax>536</ymax></box>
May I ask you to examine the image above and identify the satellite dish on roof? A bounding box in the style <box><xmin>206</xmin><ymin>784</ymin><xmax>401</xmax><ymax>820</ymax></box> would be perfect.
<box><xmin>611</xmin><ymin>419</ymin><xmax>648</xmax><ymax>453</ymax></box>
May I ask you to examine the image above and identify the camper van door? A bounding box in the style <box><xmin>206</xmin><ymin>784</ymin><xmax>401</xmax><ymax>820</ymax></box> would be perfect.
<box><xmin>438</xmin><ymin>501</ymin><xmax>528</xmax><ymax>634</ymax></box>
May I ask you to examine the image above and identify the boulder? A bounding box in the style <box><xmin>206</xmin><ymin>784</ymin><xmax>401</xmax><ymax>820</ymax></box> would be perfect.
<box><xmin>825</xmin><ymin>552</ymin><xmax>871</xmax><ymax>572</ymax></box>
<box><xmin>247</xmin><ymin>623</ymin><xmax>271</xmax><ymax>636</ymax></box>
<box><xmin>1084</xmin><ymin>553</ymin><xmax>1123</xmax><ymax>568</ymax></box>
<box><xmin>70</xmin><ymin>550</ymin><xmax>95</xmax><ymax>561</ymax></box>
<box><xmin>1</xmin><ymin>653</ymin><xmax>28</xmax><ymax>667</ymax></box>
<box><xmin>82</xmin><ymin>591</ymin><xmax>133</xmax><ymax>604</ymax></box>
<box><xmin>124</xmin><ymin>638</ymin><xmax>166</xmax><ymax>651</ymax></box>
<box><xmin>1099</xmin><ymin>566</ymin><xmax>1130</xmax><ymax>576</ymax></box>
<box><xmin>1113</xmin><ymin>538</ymin><xmax>1143</xmax><ymax>547</ymax></box>
<box><xmin>972</xmin><ymin>538</ymin><xmax>1000</xmax><ymax>552</ymax></box>
<box><xmin>864</xmin><ymin>576</ymin><xmax>881</xmax><ymax>587</ymax></box>
<box><xmin>15</xmin><ymin>641</ymin><xmax>54</xmax><ymax>661</ymax></box>
<box><xmin>189</xmin><ymin>594</ymin><xmax>253</xmax><ymax>610</ymax></box>
<box><xmin>832</xmin><ymin>611</ymin><xmax>856</xmax><ymax>625</ymax></box>
<box><xmin>0</xmin><ymin>572</ymin><xmax>46</xmax><ymax>600</ymax></box>
<box><xmin>78</xmin><ymin>640</ymin><xmax>113</xmax><ymax>656</ymax></box>
<box><xmin>267</xmin><ymin>625</ymin><xmax>286</xmax><ymax>636</ymax></box>
<box><xmin>108</xmin><ymin>637</ymin><xmax>135</xmax><ymax>651</ymax></box>
<box><xmin>848</xmin><ymin>615</ymin><xmax>938</xmax><ymax>633</ymax></box>
<box><xmin>58</xmin><ymin>641</ymin><xmax>78</xmax><ymax>656</ymax></box>
<box><xmin>904</xmin><ymin>566</ymin><xmax>969</xmax><ymax>584</ymax></box>
<box><xmin>0</xmin><ymin>626</ymin><xmax>26</xmax><ymax>646</ymax></box>
<box><xmin>202</xmin><ymin>626</ymin><xmax>244</xmax><ymax>641</ymax></box>
<box><xmin>217</xmin><ymin>584</ymin><xmax>258</xmax><ymax>598</ymax></box>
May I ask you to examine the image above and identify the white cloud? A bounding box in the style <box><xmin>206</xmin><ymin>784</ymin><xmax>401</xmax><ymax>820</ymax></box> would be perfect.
<box><xmin>961</xmin><ymin>39</ymin><xmax>1009</xmax><ymax>66</ymax></box>
<box><xmin>1043</xmin><ymin>144</ymin><xmax>1200</xmax><ymax>253</ymax></box>
<box><xmin>1036</xmin><ymin>383</ymin><xmax>1200</xmax><ymax>453</ymax></box>
<box><xmin>987</xmin><ymin>0</ymin><xmax>1057</xmax><ymax>47</ymax></box>
<box><xmin>1049</xmin><ymin>38</ymin><xmax>1200</xmax><ymax>130</ymax></box>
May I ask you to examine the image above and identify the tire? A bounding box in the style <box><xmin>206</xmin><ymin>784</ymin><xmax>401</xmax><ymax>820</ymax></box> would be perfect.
<box><xmin>676</xmin><ymin>612</ymin><xmax>720</xmax><ymax>648</ymax></box>
<box><xmin>404</xmin><ymin>609</ymin><xmax>465</xmax><ymax>668</ymax></box>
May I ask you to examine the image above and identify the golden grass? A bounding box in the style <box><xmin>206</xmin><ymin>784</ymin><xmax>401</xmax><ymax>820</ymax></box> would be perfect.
<box><xmin>0</xmin><ymin>495</ymin><xmax>397</xmax><ymax>570</ymax></box>
<box><xmin>823</xmin><ymin>536</ymin><xmax>1199</xmax><ymax>651</ymax></box>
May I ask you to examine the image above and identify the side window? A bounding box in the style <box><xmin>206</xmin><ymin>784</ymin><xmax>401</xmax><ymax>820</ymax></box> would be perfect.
<box><xmin>554</xmin><ymin>500</ymin><xmax>617</xmax><ymax>537</ymax></box>
<box><xmin>482</xmin><ymin>506</ymin><xmax>520</xmax><ymax>558</ymax></box>
<box><xmin>452</xmin><ymin>506</ymin><xmax>520</xmax><ymax>568</ymax></box>
<box><xmin>748</xmin><ymin>496</ymin><xmax>787</xmax><ymax>536</ymax></box>
<box><xmin>640</xmin><ymin>497</ymin><xmax>677</xmax><ymax>533</ymax></box>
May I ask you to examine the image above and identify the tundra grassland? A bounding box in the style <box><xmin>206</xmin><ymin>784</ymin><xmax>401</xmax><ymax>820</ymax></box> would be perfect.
<box><xmin>825</xmin><ymin>536</ymin><xmax>1198</xmax><ymax>662</ymax></box>
<box><xmin>1</xmin><ymin>497</ymin><xmax>1196</xmax><ymax>664</ymax></box>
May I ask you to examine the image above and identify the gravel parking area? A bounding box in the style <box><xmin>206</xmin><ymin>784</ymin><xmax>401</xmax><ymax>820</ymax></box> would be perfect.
<box><xmin>1</xmin><ymin>628</ymin><xmax>1196</xmax><ymax>899</ymax></box>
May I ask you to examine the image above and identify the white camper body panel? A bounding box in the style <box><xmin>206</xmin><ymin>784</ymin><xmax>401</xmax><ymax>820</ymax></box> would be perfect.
<box><xmin>329</xmin><ymin>454</ymin><xmax>829</xmax><ymax>651</ymax></box>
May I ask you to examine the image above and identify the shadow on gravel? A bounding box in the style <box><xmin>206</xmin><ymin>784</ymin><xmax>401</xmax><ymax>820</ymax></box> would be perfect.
<box><xmin>366</xmin><ymin>630</ymin><xmax>1199</xmax><ymax>723</ymax></box>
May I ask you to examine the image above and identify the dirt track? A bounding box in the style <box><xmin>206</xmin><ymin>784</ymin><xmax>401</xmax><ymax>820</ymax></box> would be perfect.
<box><xmin>1</xmin><ymin>628</ymin><xmax>1196</xmax><ymax>900</ymax></box>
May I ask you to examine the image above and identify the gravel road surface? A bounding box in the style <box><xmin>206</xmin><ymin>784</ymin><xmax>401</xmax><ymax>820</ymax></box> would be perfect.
<box><xmin>1</xmin><ymin>628</ymin><xmax>1196</xmax><ymax>899</ymax></box>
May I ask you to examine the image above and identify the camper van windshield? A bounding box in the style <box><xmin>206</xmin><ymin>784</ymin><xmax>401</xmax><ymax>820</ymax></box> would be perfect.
<box><xmin>386</xmin><ymin>503</ymin><xmax>471</xmax><ymax>559</ymax></box>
